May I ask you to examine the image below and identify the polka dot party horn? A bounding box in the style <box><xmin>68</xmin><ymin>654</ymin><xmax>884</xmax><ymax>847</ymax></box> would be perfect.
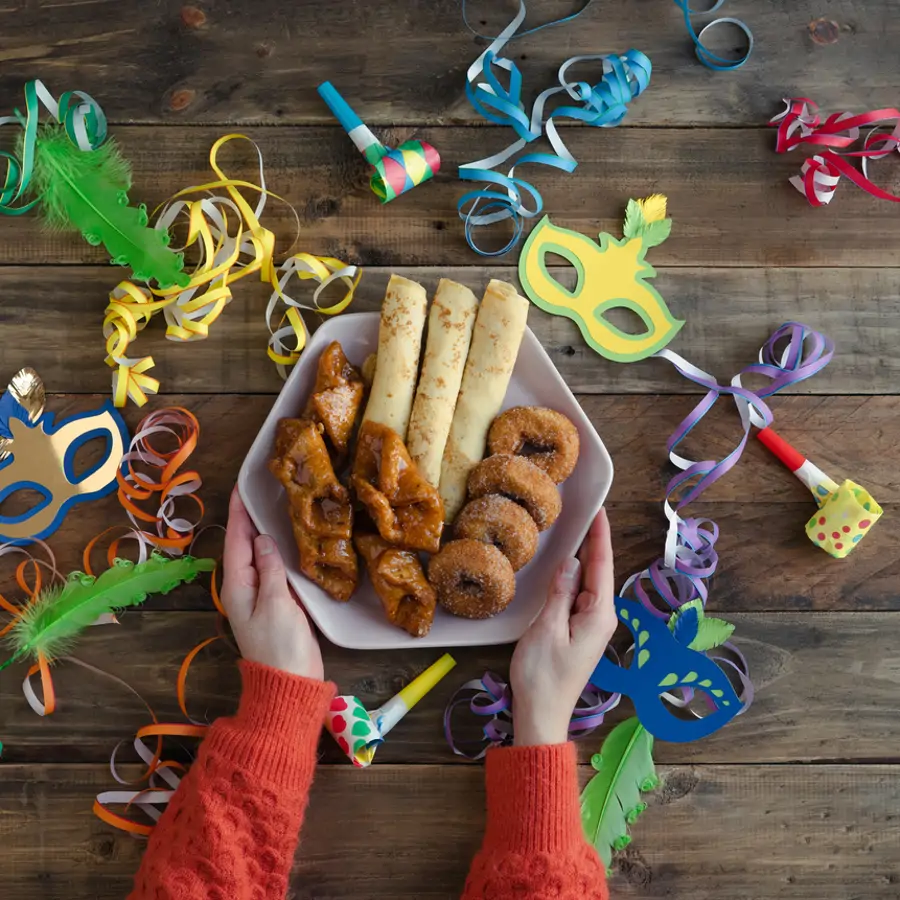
<box><xmin>756</xmin><ymin>427</ymin><xmax>882</xmax><ymax>559</ymax></box>
<box><xmin>325</xmin><ymin>654</ymin><xmax>456</xmax><ymax>767</ymax></box>
<box><xmin>317</xmin><ymin>81</ymin><xmax>441</xmax><ymax>203</ymax></box>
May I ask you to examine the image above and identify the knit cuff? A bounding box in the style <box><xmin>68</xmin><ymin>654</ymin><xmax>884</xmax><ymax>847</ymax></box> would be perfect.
<box><xmin>483</xmin><ymin>742</ymin><xmax>585</xmax><ymax>853</ymax></box>
<box><xmin>204</xmin><ymin>660</ymin><xmax>335</xmax><ymax>791</ymax></box>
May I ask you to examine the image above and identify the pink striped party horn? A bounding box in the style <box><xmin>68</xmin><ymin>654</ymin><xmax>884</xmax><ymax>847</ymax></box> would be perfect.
<box><xmin>317</xmin><ymin>81</ymin><xmax>440</xmax><ymax>203</ymax></box>
<box><xmin>757</xmin><ymin>427</ymin><xmax>882</xmax><ymax>559</ymax></box>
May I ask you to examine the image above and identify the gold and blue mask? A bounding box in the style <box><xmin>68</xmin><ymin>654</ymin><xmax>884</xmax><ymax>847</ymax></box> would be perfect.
<box><xmin>0</xmin><ymin>368</ymin><xmax>128</xmax><ymax>543</ymax></box>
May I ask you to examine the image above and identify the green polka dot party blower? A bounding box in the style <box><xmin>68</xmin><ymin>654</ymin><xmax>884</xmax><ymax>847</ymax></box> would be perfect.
<box><xmin>756</xmin><ymin>427</ymin><xmax>882</xmax><ymax>558</ymax></box>
<box><xmin>317</xmin><ymin>81</ymin><xmax>440</xmax><ymax>203</ymax></box>
<box><xmin>325</xmin><ymin>654</ymin><xmax>456</xmax><ymax>767</ymax></box>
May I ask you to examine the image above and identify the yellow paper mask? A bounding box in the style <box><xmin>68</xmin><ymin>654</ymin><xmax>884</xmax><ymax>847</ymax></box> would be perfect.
<box><xmin>0</xmin><ymin>368</ymin><xmax>128</xmax><ymax>543</ymax></box>
<box><xmin>518</xmin><ymin>196</ymin><xmax>684</xmax><ymax>362</ymax></box>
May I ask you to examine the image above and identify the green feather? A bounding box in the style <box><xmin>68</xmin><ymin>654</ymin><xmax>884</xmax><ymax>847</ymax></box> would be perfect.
<box><xmin>2</xmin><ymin>554</ymin><xmax>215</xmax><ymax>667</ymax></box>
<box><xmin>29</xmin><ymin>124</ymin><xmax>189</xmax><ymax>288</ymax></box>
<box><xmin>580</xmin><ymin>717</ymin><xmax>659</xmax><ymax>870</ymax></box>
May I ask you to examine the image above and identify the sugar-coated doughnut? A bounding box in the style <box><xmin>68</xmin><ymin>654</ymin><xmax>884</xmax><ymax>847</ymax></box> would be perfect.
<box><xmin>428</xmin><ymin>539</ymin><xmax>516</xmax><ymax>619</ymax></box>
<box><xmin>467</xmin><ymin>454</ymin><xmax>561</xmax><ymax>531</ymax></box>
<box><xmin>488</xmin><ymin>406</ymin><xmax>580</xmax><ymax>484</ymax></box>
<box><xmin>454</xmin><ymin>494</ymin><xmax>539</xmax><ymax>571</ymax></box>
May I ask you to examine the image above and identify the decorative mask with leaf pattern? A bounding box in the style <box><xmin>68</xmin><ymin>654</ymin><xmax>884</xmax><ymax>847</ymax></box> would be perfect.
<box><xmin>0</xmin><ymin>368</ymin><xmax>128</xmax><ymax>543</ymax></box>
<box><xmin>518</xmin><ymin>195</ymin><xmax>684</xmax><ymax>362</ymax></box>
<box><xmin>589</xmin><ymin>596</ymin><xmax>743</xmax><ymax>743</ymax></box>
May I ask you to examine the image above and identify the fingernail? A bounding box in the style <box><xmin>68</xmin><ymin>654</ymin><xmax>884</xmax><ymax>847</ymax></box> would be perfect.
<box><xmin>230</xmin><ymin>489</ymin><xmax>243</xmax><ymax>510</ymax></box>
<box><xmin>562</xmin><ymin>558</ymin><xmax>580</xmax><ymax>581</ymax></box>
<box><xmin>255</xmin><ymin>535</ymin><xmax>274</xmax><ymax>556</ymax></box>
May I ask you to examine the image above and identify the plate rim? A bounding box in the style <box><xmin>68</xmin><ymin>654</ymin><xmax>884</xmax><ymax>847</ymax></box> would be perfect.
<box><xmin>237</xmin><ymin>311</ymin><xmax>614</xmax><ymax>650</ymax></box>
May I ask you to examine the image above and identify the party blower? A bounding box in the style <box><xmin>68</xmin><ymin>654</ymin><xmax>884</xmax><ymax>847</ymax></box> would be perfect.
<box><xmin>756</xmin><ymin>427</ymin><xmax>882</xmax><ymax>559</ymax></box>
<box><xmin>326</xmin><ymin>653</ymin><xmax>456</xmax><ymax>767</ymax></box>
<box><xmin>317</xmin><ymin>81</ymin><xmax>440</xmax><ymax>202</ymax></box>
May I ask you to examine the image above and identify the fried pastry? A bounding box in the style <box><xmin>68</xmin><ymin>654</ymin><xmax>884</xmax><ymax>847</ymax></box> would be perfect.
<box><xmin>303</xmin><ymin>341</ymin><xmax>365</xmax><ymax>459</ymax></box>
<box><xmin>269</xmin><ymin>418</ymin><xmax>358</xmax><ymax>601</ymax></box>
<box><xmin>355</xmin><ymin>532</ymin><xmax>436</xmax><ymax>638</ymax></box>
<box><xmin>351</xmin><ymin>420</ymin><xmax>444</xmax><ymax>553</ymax></box>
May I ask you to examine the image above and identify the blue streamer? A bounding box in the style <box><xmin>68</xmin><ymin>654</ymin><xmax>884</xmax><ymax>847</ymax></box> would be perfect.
<box><xmin>459</xmin><ymin>1</ymin><xmax>651</xmax><ymax>256</ymax></box>
<box><xmin>673</xmin><ymin>0</ymin><xmax>753</xmax><ymax>71</ymax></box>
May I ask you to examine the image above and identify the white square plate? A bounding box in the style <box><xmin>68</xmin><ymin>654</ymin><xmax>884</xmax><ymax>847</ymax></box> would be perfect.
<box><xmin>238</xmin><ymin>312</ymin><xmax>613</xmax><ymax>649</ymax></box>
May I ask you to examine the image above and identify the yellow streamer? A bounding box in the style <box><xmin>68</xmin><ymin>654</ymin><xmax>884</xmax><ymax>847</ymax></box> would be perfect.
<box><xmin>103</xmin><ymin>134</ymin><xmax>361</xmax><ymax>407</ymax></box>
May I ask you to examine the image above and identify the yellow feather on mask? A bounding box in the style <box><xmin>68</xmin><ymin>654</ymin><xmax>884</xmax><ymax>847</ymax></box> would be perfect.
<box><xmin>638</xmin><ymin>194</ymin><xmax>667</xmax><ymax>224</ymax></box>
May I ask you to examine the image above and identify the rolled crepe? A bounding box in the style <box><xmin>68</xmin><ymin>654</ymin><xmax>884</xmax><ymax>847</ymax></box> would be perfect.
<box><xmin>407</xmin><ymin>279</ymin><xmax>479</xmax><ymax>486</ymax></box>
<box><xmin>362</xmin><ymin>275</ymin><xmax>428</xmax><ymax>440</ymax></box>
<box><xmin>439</xmin><ymin>279</ymin><xmax>529</xmax><ymax>521</ymax></box>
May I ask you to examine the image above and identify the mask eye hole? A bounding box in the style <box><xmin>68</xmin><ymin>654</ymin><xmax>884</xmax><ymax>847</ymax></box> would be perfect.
<box><xmin>596</xmin><ymin>302</ymin><xmax>651</xmax><ymax>336</ymax></box>
<box><xmin>542</xmin><ymin>251</ymin><xmax>579</xmax><ymax>298</ymax></box>
<box><xmin>64</xmin><ymin>429</ymin><xmax>114</xmax><ymax>484</ymax></box>
<box><xmin>0</xmin><ymin>482</ymin><xmax>52</xmax><ymax>524</ymax></box>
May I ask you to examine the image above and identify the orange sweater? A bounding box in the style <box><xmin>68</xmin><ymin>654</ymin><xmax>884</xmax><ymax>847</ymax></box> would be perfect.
<box><xmin>128</xmin><ymin>661</ymin><xmax>608</xmax><ymax>900</ymax></box>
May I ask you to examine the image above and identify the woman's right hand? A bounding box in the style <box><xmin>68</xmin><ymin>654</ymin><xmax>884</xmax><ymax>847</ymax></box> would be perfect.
<box><xmin>510</xmin><ymin>508</ymin><xmax>618</xmax><ymax>746</ymax></box>
<box><xmin>221</xmin><ymin>489</ymin><xmax>324</xmax><ymax>681</ymax></box>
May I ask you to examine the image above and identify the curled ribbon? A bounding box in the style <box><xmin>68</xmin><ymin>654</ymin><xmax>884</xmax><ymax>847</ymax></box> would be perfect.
<box><xmin>95</xmin><ymin>534</ymin><xmax>229</xmax><ymax>835</ymax></box>
<box><xmin>103</xmin><ymin>134</ymin><xmax>361</xmax><ymax>406</ymax></box>
<box><xmin>0</xmin><ymin>540</ymin><xmax>120</xmax><ymax>718</ymax></box>
<box><xmin>0</xmin><ymin>79</ymin><xmax>106</xmax><ymax>216</ymax></box>
<box><xmin>459</xmin><ymin>0</ymin><xmax>650</xmax><ymax>256</ymax></box>
<box><xmin>771</xmin><ymin>98</ymin><xmax>900</xmax><ymax>206</ymax></box>
<box><xmin>444</xmin><ymin>672</ymin><xmax>620</xmax><ymax>759</ymax></box>
<box><xmin>113</xmin><ymin>407</ymin><xmax>204</xmax><ymax>556</ymax></box>
<box><xmin>672</xmin><ymin>0</ymin><xmax>753</xmax><ymax>71</ymax></box>
<box><xmin>616</xmin><ymin>323</ymin><xmax>835</xmax><ymax>717</ymax></box>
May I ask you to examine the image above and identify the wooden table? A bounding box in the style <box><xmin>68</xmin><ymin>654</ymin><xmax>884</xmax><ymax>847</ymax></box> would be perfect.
<box><xmin>1</xmin><ymin>2</ymin><xmax>899</xmax><ymax>897</ymax></box>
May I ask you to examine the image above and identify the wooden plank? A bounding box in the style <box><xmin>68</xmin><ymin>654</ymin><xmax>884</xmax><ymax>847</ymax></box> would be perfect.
<box><xmin>3</xmin><ymin>266</ymin><xmax>900</xmax><ymax>395</ymax></box>
<box><xmin>0</xmin><ymin>1</ymin><xmax>895</xmax><ymax>127</ymax></box>
<box><xmin>0</xmin><ymin>127</ymin><xmax>899</xmax><ymax>268</ymax></box>
<box><xmin>0</xmin><ymin>763</ymin><xmax>897</xmax><ymax>899</ymax></box>
<box><xmin>1</xmin><ymin>612</ymin><xmax>898</xmax><ymax>765</ymax></box>
<box><xmin>3</xmin><ymin>393</ymin><xmax>895</xmax><ymax>608</ymax></box>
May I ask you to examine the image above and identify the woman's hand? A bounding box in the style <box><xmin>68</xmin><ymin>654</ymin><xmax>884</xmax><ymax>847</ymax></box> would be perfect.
<box><xmin>510</xmin><ymin>508</ymin><xmax>617</xmax><ymax>746</ymax></box>
<box><xmin>221</xmin><ymin>488</ymin><xmax>324</xmax><ymax>681</ymax></box>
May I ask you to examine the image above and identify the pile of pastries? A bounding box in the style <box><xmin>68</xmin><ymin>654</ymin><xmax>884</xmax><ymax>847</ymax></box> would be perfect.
<box><xmin>269</xmin><ymin>275</ymin><xmax>580</xmax><ymax>637</ymax></box>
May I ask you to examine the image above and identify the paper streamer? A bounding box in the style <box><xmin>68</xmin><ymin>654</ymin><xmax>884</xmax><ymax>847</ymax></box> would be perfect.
<box><xmin>114</xmin><ymin>407</ymin><xmax>204</xmax><ymax>556</ymax></box>
<box><xmin>756</xmin><ymin>427</ymin><xmax>883</xmax><ymax>558</ymax></box>
<box><xmin>771</xmin><ymin>98</ymin><xmax>900</xmax><ymax>206</ymax></box>
<box><xmin>317</xmin><ymin>82</ymin><xmax>440</xmax><ymax>202</ymax></box>
<box><xmin>590</xmin><ymin>323</ymin><xmax>838</xmax><ymax>740</ymax></box>
<box><xmin>103</xmin><ymin>134</ymin><xmax>361</xmax><ymax>406</ymax></box>
<box><xmin>0</xmin><ymin>79</ymin><xmax>107</xmax><ymax>215</ymax></box>
<box><xmin>444</xmin><ymin>672</ymin><xmax>620</xmax><ymax>760</ymax></box>
<box><xmin>672</xmin><ymin>0</ymin><xmax>753</xmax><ymax>71</ymax></box>
<box><xmin>326</xmin><ymin>654</ymin><xmax>456</xmax><ymax>767</ymax></box>
<box><xmin>458</xmin><ymin>0</ymin><xmax>650</xmax><ymax>256</ymax></box>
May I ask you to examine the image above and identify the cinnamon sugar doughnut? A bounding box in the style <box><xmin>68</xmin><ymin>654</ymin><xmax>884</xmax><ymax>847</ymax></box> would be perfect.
<box><xmin>488</xmin><ymin>406</ymin><xmax>580</xmax><ymax>483</ymax></box>
<box><xmin>428</xmin><ymin>539</ymin><xmax>516</xmax><ymax>619</ymax></box>
<box><xmin>467</xmin><ymin>454</ymin><xmax>561</xmax><ymax>531</ymax></box>
<box><xmin>454</xmin><ymin>495</ymin><xmax>539</xmax><ymax>571</ymax></box>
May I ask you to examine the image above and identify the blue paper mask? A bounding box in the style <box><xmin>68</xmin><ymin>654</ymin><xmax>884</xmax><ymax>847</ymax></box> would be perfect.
<box><xmin>589</xmin><ymin>596</ymin><xmax>742</xmax><ymax>743</ymax></box>
<box><xmin>0</xmin><ymin>368</ymin><xmax>128</xmax><ymax>544</ymax></box>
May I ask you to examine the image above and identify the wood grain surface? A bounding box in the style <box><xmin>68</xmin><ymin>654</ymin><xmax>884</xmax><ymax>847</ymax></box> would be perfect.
<box><xmin>1</xmin><ymin>127</ymin><xmax>899</xmax><ymax>267</ymax></box>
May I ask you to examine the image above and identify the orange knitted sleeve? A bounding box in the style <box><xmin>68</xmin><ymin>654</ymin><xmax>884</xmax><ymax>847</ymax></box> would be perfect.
<box><xmin>461</xmin><ymin>743</ymin><xmax>608</xmax><ymax>900</ymax></box>
<box><xmin>128</xmin><ymin>660</ymin><xmax>334</xmax><ymax>900</ymax></box>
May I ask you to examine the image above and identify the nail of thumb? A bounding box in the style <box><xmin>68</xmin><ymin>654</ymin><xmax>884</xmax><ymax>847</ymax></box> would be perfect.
<box><xmin>560</xmin><ymin>557</ymin><xmax>581</xmax><ymax>587</ymax></box>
